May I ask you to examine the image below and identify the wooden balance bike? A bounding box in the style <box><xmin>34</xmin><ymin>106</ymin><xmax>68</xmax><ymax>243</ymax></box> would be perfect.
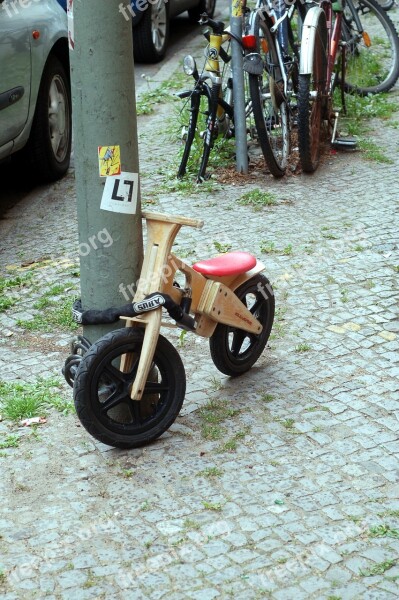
<box><xmin>65</xmin><ymin>212</ymin><xmax>275</xmax><ymax>448</ymax></box>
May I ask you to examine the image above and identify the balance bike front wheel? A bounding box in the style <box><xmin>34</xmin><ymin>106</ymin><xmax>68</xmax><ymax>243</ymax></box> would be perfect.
<box><xmin>73</xmin><ymin>328</ymin><xmax>186</xmax><ymax>449</ymax></box>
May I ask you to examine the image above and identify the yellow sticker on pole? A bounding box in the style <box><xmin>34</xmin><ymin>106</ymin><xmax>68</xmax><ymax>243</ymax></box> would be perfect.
<box><xmin>98</xmin><ymin>145</ymin><xmax>122</xmax><ymax>177</ymax></box>
<box><xmin>231</xmin><ymin>0</ymin><xmax>242</xmax><ymax>17</ymax></box>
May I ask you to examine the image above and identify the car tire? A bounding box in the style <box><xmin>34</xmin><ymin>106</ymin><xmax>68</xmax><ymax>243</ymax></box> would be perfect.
<box><xmin>20</xmin><ymin>54</ymin><xmax>71</xmax><ymax>183</ymax></box>
<box><xmin>133</xmin><ymin>1</ymin><xmax>169</xmax><ymax>63</ymax></box>
<box><xmin>188</xmin><ymin>0</ymin><xmax>216</xmax><ymax>23</ymax></box>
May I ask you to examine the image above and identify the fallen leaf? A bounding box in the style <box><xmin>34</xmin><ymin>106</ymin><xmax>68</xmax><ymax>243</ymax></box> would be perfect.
<box><xmin>19</xmin><ymin>417</ymin><xmax>47</xmax><ymax>427</ymax></box>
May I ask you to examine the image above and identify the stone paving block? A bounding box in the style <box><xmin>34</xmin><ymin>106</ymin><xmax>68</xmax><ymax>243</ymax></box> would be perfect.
<box><xmin>186</xmin><ymin>588</ymin><xmax>220</xmax><ymax>600</ymax></box>
<box><xmin>57</xmin><ymin>569</ymin><xmax>88</xmax><ymax>589</ymax></box>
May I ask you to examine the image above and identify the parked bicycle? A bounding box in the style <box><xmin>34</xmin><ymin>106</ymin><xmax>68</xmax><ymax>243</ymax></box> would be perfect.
<box><xmin>340</xmin><ymin>0</ymin><xmax>399</xmax><ymax>95</ymax></box>
<box><xmin>243</xmin><ymin>0</ymin><xmax>300</xmax><ymax>177</ymax></box>
<box><xmin>296</xmin><ymin>0</ymin><xmax>399</xmax><ymax>172</ymax></box>
<box><xmin>177</xmin><ymin>13</ymin><xmax>258</xmax><ymax>182</ymax></box>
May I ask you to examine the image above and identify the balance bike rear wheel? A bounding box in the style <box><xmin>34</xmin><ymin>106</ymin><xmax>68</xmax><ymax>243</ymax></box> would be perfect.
<box><xmin>73</xmin><ymin>328</ymin><xmax>186</xmax><ymax>449</ymax></box>
<box><xmin>209</xmin><ymin>274</ymin><xmax>275</xmax><ymax>376</ymax></box>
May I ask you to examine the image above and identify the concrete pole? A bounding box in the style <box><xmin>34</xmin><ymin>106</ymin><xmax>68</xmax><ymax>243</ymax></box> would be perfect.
<box><xmin>230</xmin><ymin>0</ymin><xmax>248</xmax><ymax>174</ymax></box>
<box><xmin>69</xmin><ymin>0</ymin><xmax>143</xmax><ymax>342</ymax></box>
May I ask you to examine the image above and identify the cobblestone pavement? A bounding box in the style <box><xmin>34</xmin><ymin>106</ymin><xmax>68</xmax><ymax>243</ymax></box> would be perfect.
<box><xmin>1</xmin><ymin>7</ymin><xmax>399</xmax><ymax>599</ymax></box>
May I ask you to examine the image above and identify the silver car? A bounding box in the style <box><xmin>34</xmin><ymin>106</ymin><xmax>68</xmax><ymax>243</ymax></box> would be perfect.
<box><xmin>0</xmin><ymin>0</ymin><xmax>71</xmax><ymax>182</ymax></box>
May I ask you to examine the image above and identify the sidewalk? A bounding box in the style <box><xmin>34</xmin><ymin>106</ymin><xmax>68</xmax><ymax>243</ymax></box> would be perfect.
<box><xmin>1</xmin><ymin>19</ymin><xmax>399</xmax><ymax>599</ymax></box>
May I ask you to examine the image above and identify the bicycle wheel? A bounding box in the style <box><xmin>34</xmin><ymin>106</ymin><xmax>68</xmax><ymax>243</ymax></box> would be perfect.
<box><xmin>177</xmin><ymin>83</ymin><xmax>211</xmax><ymax>177</ymax></box>
<box><xmin>74</xmin><ymin>328</ymin><xmax>186</xmax><ymax>449</ymax></box>
<box><xmin>374</xmin><ymin>0</ymin><xmax>395</xmax><ymax>9</ymax></box>
<box><xmin>297</xmin><ymin>8</ymin><xmax>328</xmax><ymax>173</ymax></box>
<box><xmin>248</xmin><ymin>17</ymin><xmax>290</xmax><ymax>178</ymax></box>
<box><xmin>209</xmin><ymin>274</ymin><xmax>275</xmax><ymax>376</ymax></box>
<box><xmin>342</xmin><ymin>0</ymin><xmax>399</xmax><ymax>94</ymax></box>
<box><xmin>178</xmin><ymin>89</ymin><xmax>200</xmax><ymax>178</ymax></box>
<box><xmin>197</xmin><ymin>82</ymin><xmax>220</xmax><ymax>182</ymax></box>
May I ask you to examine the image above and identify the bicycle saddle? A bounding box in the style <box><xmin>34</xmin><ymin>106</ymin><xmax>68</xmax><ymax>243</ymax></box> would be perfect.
<box><xmin>192</xmin><ymin>252</ymin><xmax>257</xmax><ymax>277</ymax></box>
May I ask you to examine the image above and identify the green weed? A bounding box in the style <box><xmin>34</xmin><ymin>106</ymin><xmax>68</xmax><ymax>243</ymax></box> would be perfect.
<box><xmin>0</xmin><ymin>378</ymin><xmax>67</xmax><ymax>421</ymax></box>
<box><xmin>17</xmin><ymin>297</ymin><xmax>79</xmax><ymax>332</ymax></box>
<box><xmin>358</xmin><ymin>139</ymin><xmax>393</xmax><ymax>163</ymax></box>
<box><xmin>213</xmin><ymin>241</ymin><xmax>232</xmax><ymax>254</ymax></box>
<box><xmin>360</xmin><ymin>559</ymin><xmax>396</xmax><ymax>577</ymax></box>
<box><xmin>260</xmin><ymin>241</ymin><xmax>276</xmax><ymax>254</ymax></box>
<box><xmin>238</xmin><ymin>189</ymin><xmax>277</xmax><ymax>210</ymax></box>
<box><xmin>183</xmin><ymin>519</ymin><xmax>201</xmax><ymax>530</ymax></box>
<box><xmin>369</xmin><ymin>524</ymin><xmax>399</xmax><ymax>538</ymax></box>
<box><xmin>295</xmin><ymin>343</ymin><xmax>311</xmax><ymax>352</ymax></box>
<box><xmin>197</xmin><ymin>466</ymin><xmax>223</xmax><ymax>478</ymax></box>
<box><xmin>0</xmin><ymin>434</ymin><xmax>19</xmax><ymax>449</ymax></box>
<box><xmin>202</xmin><ymin>501</ymin><xmax>223</xmax><ymax>511</ymax></box>
<box><xmin>261</xmin><ymin>393</ymin><xmax>274</xmax><ymax>403</ymax></box>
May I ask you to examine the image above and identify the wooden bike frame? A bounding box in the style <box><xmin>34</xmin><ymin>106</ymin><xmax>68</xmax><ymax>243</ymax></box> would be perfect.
<box><xmin>121</xmin><ymin>212</ymin><xmax>265</xmax><ymax>401</ymax></box>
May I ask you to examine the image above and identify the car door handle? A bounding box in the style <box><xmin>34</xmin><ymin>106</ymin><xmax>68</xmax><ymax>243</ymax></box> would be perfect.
<box><xmin>0</xmin><ymin>86</ymin><xmax>25</xmax><ymax>111</ymax></box>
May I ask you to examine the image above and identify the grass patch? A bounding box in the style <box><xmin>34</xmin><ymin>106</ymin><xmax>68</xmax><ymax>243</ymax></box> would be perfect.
<box><xmin>238</xmin><ymin>189</ymin><xmax>277</xmax><ymax>210</ymax></box>
<box><xmin>295</xmin><ymin>343</ymin><xmax>311</xmax><ymax>352</ymax></box>
<box><xmin>0</xmin><ymin>272</ymin><xmax>34</xmax><ymax>313</ymax></box>
<box><xmin>0</xmin><ymin>378</ymin><xmax>70</xmax><ymax>421</ymax></box>
<box><xmin>378</xmin><ymin>510</ymin><xmax>399</xmax><ymax>518</ymax></box>
<box><xmin>368</xmin><ymin>524</ymin><xmax>399</xmax><ymax>539</ymax></box>
<box><xmin>0</xmin><ymin>434</ymin><xmax>19</xmax><ymax>449</ymax></box>
<box><xmin>357</xmin><ymin>139</ymin><xmax>393</xmax><ymax>164</ymax></box>
<box><xmin>17</xmin><ymin>297</ymin><xmax>79</xmax><ymax>332</ymax></box>
<box><xmin>202</xmin><ymin>501</ymin><xmax>223</xmax><ymax>511</ymax></box>
<box><xmin>213</xmin><ymin>241</ymin><xmax>232</xmax><ymax>254</ymax></box>
<box><xmin>0</xmin><ymin>297</ymin><xmax>17</xmax><ymax>312</ymax></box>
<box><xmin>0</xmin><ymin>273</ymin><xmax>33</xmax><ymax>293</ymax></box>
<box><xmin>360</xmin><ymin>559</ymin><xmax>396</xmax><ymax>577</ymax></box>
<box><xmin>183</xmin><ymin>519</ymin><xmax>201</xmax><ymax>530</ymax></box>
<box><xmin>261</xmin><ymin>393</ymin><xmax>274</xmax><ymax>403</ymax></box>
<box><xmin>334</xmin><ymin>91</ymin><xmax>397</xmax><ymax>162</ymax></box>
<box><xmin>136</xmin><ymin>75</ymin><xmax>185</xmax><ymax>115</ymax></box>
<box><xmin>216</xmin><ymin>428</ymin><xmax>250</xmax><ymax>453</ymax></box>
<box><xmin>199</xmin><ymin>399</ymin><xmax>239</xmax><ymax>425</ymax></box>
<box><xmin>197</xmin><ymin>466</ymin><xmax>223</xmax><ymax>478</ymax></box>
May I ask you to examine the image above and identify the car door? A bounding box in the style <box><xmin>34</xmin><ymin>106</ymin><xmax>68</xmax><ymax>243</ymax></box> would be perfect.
<box><xmin>0</xmin><ymin>0</ymin><xmax>31</xmax><ymax>152</ymax></box>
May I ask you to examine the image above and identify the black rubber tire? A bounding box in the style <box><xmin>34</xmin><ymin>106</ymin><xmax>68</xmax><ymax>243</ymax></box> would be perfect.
<box><xmin>341</xmin><ymin>0</ymin><xmax>399</xmax><ymax>94</ymax></box>
<box><xmin>197</xmin><ymin>83</ymin><xmax>219</xmax><ymax>182</ymax></box>
<box><xmin>188</xmin><ymin>0</ymin><xmax>216</xmax><ymax>23</ymax></box>
<box><xmin>73</xmin><ymin>328</ymin><xmax>186</xmax><ymax>449</ymax></box>
<box><xmin>248</xmin><ymin>17</ymin><xmax>290</xmax><ymax>178</ymax></box>
<box><xmin>297</xmin><ymin>11</ymin><xmax>328</xmax><ymax>173</ymax></box>
<box><xmin>375</xmin><ymin>0</ymin><xmax>395</xmax><ymax>9</ymax></box>
<box><xmin>133</xmin><ymin>1</ymin><xmax>169</xmax><ymax>63</ymax></box>
<box><xmin>177</xmin><ymin>89</ymin><xmax>202</xmax><ymax>178</ymax></box>
<box><xmin>209</xmin><ymin>274</ymin><xmax>275</xmax><ymax>377</ymax></box>
<box><xmin>18</xmin><ymin>55</ymin><xmax>71</xmax><ymax>182</ymax></box>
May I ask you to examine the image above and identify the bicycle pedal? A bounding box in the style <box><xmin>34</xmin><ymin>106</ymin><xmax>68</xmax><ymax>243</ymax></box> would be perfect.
<box><xmin>331</xmin><ymin>137</ymin><xmax>357</xmax><ymax>151</ymax></box>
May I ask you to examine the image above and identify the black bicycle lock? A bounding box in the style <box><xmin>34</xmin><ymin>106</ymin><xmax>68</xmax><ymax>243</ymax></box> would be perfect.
<box><xmin>72</xmin><ymin>292</ymin><xmax>196</xmax><ymax>331</ymax></box>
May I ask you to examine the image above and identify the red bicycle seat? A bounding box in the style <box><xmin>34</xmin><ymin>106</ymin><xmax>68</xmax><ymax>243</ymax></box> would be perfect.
<box><xmin>192</xmin><ymin>251</ymin><xmax>257</xmax><ymax>277</ymax></box>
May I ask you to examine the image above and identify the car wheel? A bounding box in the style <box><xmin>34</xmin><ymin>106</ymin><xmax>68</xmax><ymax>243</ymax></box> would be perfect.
<box><xmin>133</xmin><ymin>0</ymin><xmax>169</xmax><ymax>63</ymax></box>
<box><xmin>20</xmin><ymin>54</ymin><xmax>71</xmax><ymax>182</ymax></box>
<box><xmin>188</xmin><ymin>0</ymin><xmax>216</xmax><ymax>23</ymax></box>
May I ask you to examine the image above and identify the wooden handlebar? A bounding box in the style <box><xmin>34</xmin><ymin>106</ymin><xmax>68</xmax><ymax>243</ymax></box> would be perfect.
<box><xmin>141</xmin><ymin>211</ymin><xmax>204</xmax><ymax>229</ymax></box>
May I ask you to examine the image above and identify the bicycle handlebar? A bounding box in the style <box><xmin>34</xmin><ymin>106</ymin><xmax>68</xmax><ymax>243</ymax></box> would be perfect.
<box><xmin>199</xmin><ymin>13</ymin><xmax>225</xmax><ymax>34</ymax></box>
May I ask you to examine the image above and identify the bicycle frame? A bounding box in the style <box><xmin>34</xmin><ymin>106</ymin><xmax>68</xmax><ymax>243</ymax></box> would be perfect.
<box><xmin>122</xmin><ymin>212</ymin><xmax>265</xmax><ymax>401</ymax></box>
